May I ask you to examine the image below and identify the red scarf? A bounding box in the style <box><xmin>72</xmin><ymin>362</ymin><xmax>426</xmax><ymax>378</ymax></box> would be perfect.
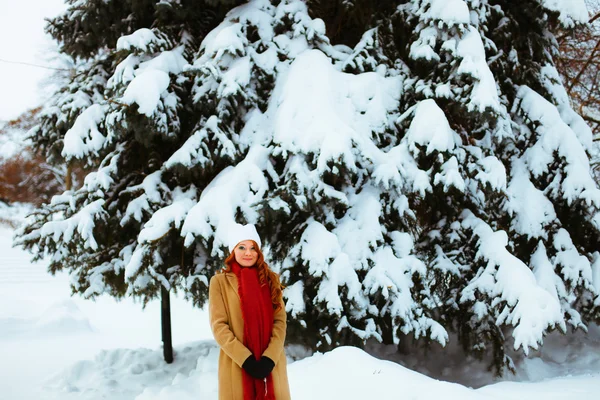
<box><xmin>231</xmin><ymin>260</ymin><xmax>276</xmax><ymax>400</ymax></box>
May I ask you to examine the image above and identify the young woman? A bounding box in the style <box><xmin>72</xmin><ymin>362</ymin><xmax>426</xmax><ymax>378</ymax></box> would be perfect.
<box><xmin>209</xmin><ymin>224</ymin><xmax>291</xmax><ymax>400</ymax></box>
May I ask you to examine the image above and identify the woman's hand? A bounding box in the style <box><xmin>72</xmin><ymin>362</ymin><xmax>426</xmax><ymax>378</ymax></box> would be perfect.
<box><xmin>242</xmin><ymin>356</ymin><xmax>275</xmax><ymax>379</ymax></box>
<box><xmin>258</xmin><ymin>356</ymin><xmax>275</xmax><ymax>375</ymax></box>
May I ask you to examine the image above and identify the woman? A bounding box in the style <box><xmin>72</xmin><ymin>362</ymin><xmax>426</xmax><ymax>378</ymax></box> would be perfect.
<box><xmin>209</xmin><ymin>223</ymin><xmax>291</xmax><ymax>400</ymax></box>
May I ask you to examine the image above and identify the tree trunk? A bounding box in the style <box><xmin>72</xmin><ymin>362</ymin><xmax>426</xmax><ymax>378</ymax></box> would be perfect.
<box><xmin>65</xmin><ymin>161</ymin><xmax>73</xmax><ymax>191</ymax></box>
<box><xmin>161</xmin><ymin>286</ymin><xmax>174</xmax><ymax>363</ymax></box>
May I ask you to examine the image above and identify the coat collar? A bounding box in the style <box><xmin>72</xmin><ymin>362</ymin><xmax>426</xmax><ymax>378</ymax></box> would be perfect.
<box><xmin>224</xmin><ymin>272</ymin><xmax>240</xmax><ymax>299</ymax></box>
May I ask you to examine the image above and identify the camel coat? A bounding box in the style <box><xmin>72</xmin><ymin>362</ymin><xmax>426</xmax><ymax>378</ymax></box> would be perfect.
<box><xmin>209</xmin><ymin>272</ymin><xmax>291</xmax><ymax>400</ymax></box>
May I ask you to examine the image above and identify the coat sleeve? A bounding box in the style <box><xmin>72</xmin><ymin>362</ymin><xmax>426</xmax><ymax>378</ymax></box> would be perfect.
<box><xmin>209</xmin><ymin>275</ymin><xmax>253</xmax><ymax>367</ymax></box>
<box><xmin>262</xmin><ymin>301</ymin><xmax>287</xmax><ymax>364</ymax></box>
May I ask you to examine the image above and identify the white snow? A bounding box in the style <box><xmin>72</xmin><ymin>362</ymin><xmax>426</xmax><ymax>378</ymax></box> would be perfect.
<box><xmin>460</xmin><ymin>211</ymin><xmax>566</xmax><ymax>353</ymax></box>
<box><xmin>137</xmin><ymin>187</ymin><xmax>197</xmax><ymax>243</ymax></box>
<box><xmin>117</xmin><ymin>28</ymin><xmax>167</xmax><ymax>52</ymax></box>
<box><xmin>0</xmin><ymin>222</ymin><xmax>211</xmax><ymax>400</ymax></box>
<box><xmin>531</xmin><ymin>242</ymin><xmax>561</xmax><ymax>301</ymax></box>
<box><xmin>456</xmin><ymin>26</ymin><xmax>501</xmax><ymax>112</ymax></box>
<box><xmin>38</xmin><ymin>199</ymin><xmax>107</xmax><ymax>251</ymax></box>
<box><xmin>419</xmin><ymin>0</ymin><xmax>471</xmax><ymax>25</ymax></box>
<box><xmin>180</xmin><ymin>145</ymin><xmax>271</xmax><ymax>253</ymax></box>
<box><xmin>516</xmin><ymin>86</ymin><xmax>600</xmax><ymax>207</ymax></box>
<box><xmin>410</xmin><ymin>26</ymin><xmax>442</xmax><ymax>62</ymax></box>
<box><xmin>476</xmin><ymin>156</ymin><xmax>507</xmax><ymax>191</ymax></box>
<box><xmin>117</xmin><ymin>33</ymin><xmax>188</xmax><ymax>118</ymax></box>
<box><xmin>434</xmin><ymin>156</ymin><xmax>466</xmax><ymax>192</ymax></box>
<box><xmin>200</xmin><ymin>22</ymin><xmax>247</xmax><ymax>62</ymax></box>
<box><xmin>406</xmin><ymin>99</ymin><xmax>459</xmax><ymax>154</ymax></box>
<box><xmin>540</xmin><ymin>0</ymin><xmax>589</xmax><ymax>27</ymax></box>
<box><xmin>364</xmin><ymin>246</ymin><xmax>445</xmax><ymax>345</ymax></box>
<box><xmin>283</xmin><ymin>280</ymin><xmax>305</xmax><ymax>319</ymax></box>
<box><xmin>121</xmin><ymin>69</ymin><xmax>171</xmax><ymax>117</ymax></box>
<box><xmin>62</xmin><ymin>104</ymin><xmax>109</xmax><ymax>159</ymax></box>
<box><xmin>271</xmin><ymin>48</ymin><xmax>401</xmax><ymax>173</ymax></box>
<box><xmin>506</xmin><ymin>159</ymin><xmax>557</xmax><ymax>239</ymax></box>
<box><xmin>540</xmin><ymin>64</ymin><xmax>594</xmax><ymax>152</ymax></box>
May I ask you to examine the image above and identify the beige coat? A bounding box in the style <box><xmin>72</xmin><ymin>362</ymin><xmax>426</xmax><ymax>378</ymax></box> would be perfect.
<box><xmin>209</xmin><ymin>272</ymin><xmax>291</xmax><ymax>400</ymax></box>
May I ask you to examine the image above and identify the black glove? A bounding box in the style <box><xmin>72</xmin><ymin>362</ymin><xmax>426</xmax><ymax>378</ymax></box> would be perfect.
<box><xmin>242</xmin><ymin>356</ymin><xmax>262</xmax><ymax>379</ymax></box>
<box><xmin>242</xmin><ymin>355</ymin><xmax>275</xmax><ymax>379</ymax></box>
<box><xmin>258</xmin><ymin>356</ymin><xmax>275</xmax><ymax>376</ymax></box>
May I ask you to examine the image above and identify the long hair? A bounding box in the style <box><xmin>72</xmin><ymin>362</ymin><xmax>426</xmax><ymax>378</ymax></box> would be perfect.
<box><xmin>222</xmin><ymin>241</ymin><xmax>283</xmax><ymax>311</ymax></box>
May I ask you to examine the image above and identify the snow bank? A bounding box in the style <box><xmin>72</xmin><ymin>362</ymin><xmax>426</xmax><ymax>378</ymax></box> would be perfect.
<box><xmin>290</xmin><ymin>346</ymin><xmax>483</xmax><ymax>399</ymax></box>
<box><xmin>40</xmin><ymin>342</ymin><xmax>600</xmax><ymax>400</ymax></box>
<box><xmin>46</xmin><ymin>341</ymin><xmax>219</xmax><ymax>400</ymax></box>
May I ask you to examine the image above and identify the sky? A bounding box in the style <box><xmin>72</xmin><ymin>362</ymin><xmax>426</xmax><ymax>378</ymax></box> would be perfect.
<box><xmin>0</xmin><ymin>0</ymin><xmax>67</xmax><ymax>122</ymax></box>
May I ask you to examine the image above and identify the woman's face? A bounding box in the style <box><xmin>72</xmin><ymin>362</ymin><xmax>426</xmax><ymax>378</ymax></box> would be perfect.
<box><xmin>233</xmin><ymin>240</ymin><xmax>259</xmax><ymax>267</ymax></box>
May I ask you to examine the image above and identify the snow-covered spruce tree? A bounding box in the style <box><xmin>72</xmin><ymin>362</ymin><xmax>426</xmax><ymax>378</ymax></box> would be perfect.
<box><xmin>15</xmin><ymin>0</ymin><xmax>600</xmax><ymax>372</ymax></box>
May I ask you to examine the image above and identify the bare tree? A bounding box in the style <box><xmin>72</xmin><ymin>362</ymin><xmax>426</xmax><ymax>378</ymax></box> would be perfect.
<box><xmin>555</xmin><ymin>0</ymin><xmax>600</xmax><ymax>177</ymax></box>
<box><xmin>0</xmin><ymin>108</ymin><xmax>87</xmax><ymax>205</ymax></box>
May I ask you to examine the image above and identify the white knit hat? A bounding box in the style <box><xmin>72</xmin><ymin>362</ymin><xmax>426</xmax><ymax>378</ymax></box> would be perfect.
<box><xmin>227</xmin><ymin>223</ymin><xmax>262</xmax><ymax>253</ymax></box>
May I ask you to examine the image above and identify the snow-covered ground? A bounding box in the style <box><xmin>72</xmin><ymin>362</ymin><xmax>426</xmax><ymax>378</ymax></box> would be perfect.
<box><xmin>1</xmin><ymin>213</ymin><xmax>600</xmax><ymax>400</ymax></box>
<box><xmin>0</xmin><ymin>213</ymin><xmax>212</xmax><ymax>400</ymax></box>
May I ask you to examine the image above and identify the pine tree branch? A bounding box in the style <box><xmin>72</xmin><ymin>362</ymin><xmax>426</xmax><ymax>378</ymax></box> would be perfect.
<box><xmin>38</xmin><ymin>163</ymin><xmax>66</xmax><ymax>187</ymax></box>
<box><xmin>104</xmin><ymin>97</ymin><xmax>130</xmax><ymax>108</ymax></box>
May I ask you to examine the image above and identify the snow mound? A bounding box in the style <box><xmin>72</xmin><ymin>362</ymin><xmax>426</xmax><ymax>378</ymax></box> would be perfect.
<box><xmin>33</xmin><ymin>300</ymin><xmax>93</xmax><ymax>335</ymax></box>
<box><xmin>1</xmin><ymin>300</ymin><xmax>93</xmax><ymax>339</ymax></box>
<box><xmin>39</xmin><ymin>341</ymin><xmax>600</xmax><ymax>400</ymax></box>
<box><xmin>289</xmin><ymin>346</ymin><xmax>486</xmax><ymax>399</ymax></box>
<box><xmin>45</xmin><ymin>341</ymin><xmax>219</xmax><ymax>400</ymax></box>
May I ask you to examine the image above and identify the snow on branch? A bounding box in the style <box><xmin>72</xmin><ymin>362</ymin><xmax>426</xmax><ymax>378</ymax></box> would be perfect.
<box><xmin>180</xmin><ymin>145</ymin><xmax>272</xmax><ymax>253</ymax></box>
<box><xmin>62</xmin><ymin>104</ymin><xmax>109</xmax><ymax>159</ymax></box>
<box><xmin>460</xmin><ymin>211</ymin><xmax>565</xmax><ymax>354</ymax></box>
<box><xmin>120</xmin><ymin>48</ymin><xmax>187</xmax><ymax>117</ymax></box>
<box><xmin>416</xmin><ymin>0</ymin><xmax>470</xmax><ymax>25</ymax></box>
<box><xmin>540</xmin><ymin>65</ymin><xmax>594</xmax><ymax>152</ymax></box>
<box><xmin>286</xmin><ymin>218</ymin><xmax>367</xmax><ymax>325</ymax></box>
<box><xmin>138</xmin><ymin>187</ymin><xmax>197</xmax><ymax>243</ymax></box>
<box><xmin>40</xmin><ymin>199</ymin><xmax>107</xmax><ymax>251</ymax></box>
<box><xmin>116</xmin><ymin>28</ymin><xmax>173</xmax><ymax>53</ymax></box>
<box><xmin>165</xmin><ymin>116</ymin><xmax>233</xmax><ymax>169</ymax></box>
<box><xmin>271</xmin><ymin>49</ymin><xmax>401</xmax><ymax>174</ymax></box>
<box><xmin>506</xmin><ymin>159</ymin><xmax>557</xmax><ymax>239</ymax></box>
<box><xmin>120</xmin><ymin>171</ymin><xmax>169</xmax><ymax>226</ymax></box>
<box><xmin>364</xmin><ymin>246</ymin><xmax>448</xmax><ymax>346</ymax></box>
<box><xmin>456</xmin><ymin>27</ymin><xmax>501</xmax><ymax>112</ymax></box>
<box><xmin>516</xmin><ymin>86</ymin><xmax>600</xmax><ymax>207</ymax></box>
<box><xmin>539</xmin><ymin>0</ymin><xmax>589</xmax><ymax>28</ymax></box>
<box><xmin>406</xmin><ymin>99</ymin><xmax>459</xmax><ymax>155</ymax></box>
